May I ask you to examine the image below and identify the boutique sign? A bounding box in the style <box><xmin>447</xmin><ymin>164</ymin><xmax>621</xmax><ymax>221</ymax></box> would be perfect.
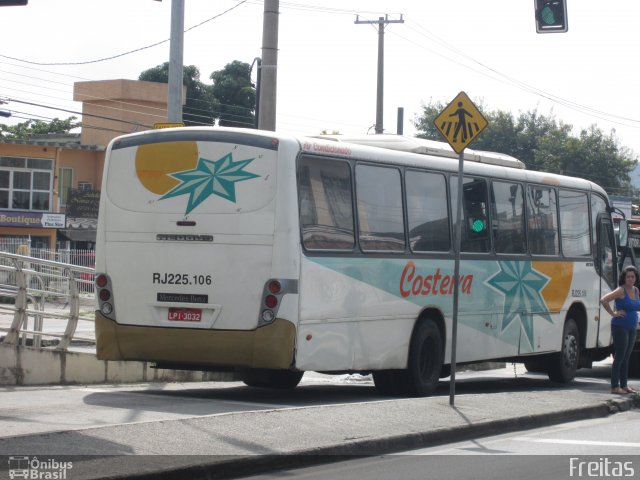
<box><xmin>0</xmin><ymin>211</ymin><xmax>65</xmax><ymax>228</ymax></box>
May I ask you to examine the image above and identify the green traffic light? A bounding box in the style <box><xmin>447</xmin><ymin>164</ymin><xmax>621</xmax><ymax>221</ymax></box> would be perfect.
<box><xmin>535</xmin><ymin>0</ymin><xmax>567</xmax><ymax>33</ymax></box>
<box><xmin>541</xmin><ymin>5</ymin><xmax>556</xmax><ymax>25</ymax></box>
<box><xmin>471</xmin><ymin>219</ymin><xmax>485</xmax><ymax>233</ymax></box>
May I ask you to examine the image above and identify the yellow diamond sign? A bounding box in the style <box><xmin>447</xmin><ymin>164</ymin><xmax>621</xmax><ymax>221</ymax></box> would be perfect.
<box><xmin>433</xmin><ymin>92</ymin><xmax>488</xmax><ymax>154</ymax></box>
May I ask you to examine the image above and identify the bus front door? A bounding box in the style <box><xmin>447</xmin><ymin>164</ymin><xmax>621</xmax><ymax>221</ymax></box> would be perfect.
<box><xmin>596</xmin><ymin>216</ymin><xmax>616</xmax><ymax>348</ymax></box>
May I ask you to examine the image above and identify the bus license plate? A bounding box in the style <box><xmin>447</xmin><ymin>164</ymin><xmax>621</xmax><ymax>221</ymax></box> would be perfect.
<box><xmin>168</xmin><ymin>307</ymin><xmax>202</xmax><ymax>322</ymax></box>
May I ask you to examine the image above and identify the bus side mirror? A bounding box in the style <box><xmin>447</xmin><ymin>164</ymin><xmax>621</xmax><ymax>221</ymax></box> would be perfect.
<box><xmin>618</xmin><ymin>220</ymin><xmax>628</xmax><ymax>247</ymax></box>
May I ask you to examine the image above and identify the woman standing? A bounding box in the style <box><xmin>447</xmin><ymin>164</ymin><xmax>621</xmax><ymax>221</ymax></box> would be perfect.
<box><xmin>600</xmin><ymin>265</ymin><xmax>640</xmax><ymax>394</ymax></box>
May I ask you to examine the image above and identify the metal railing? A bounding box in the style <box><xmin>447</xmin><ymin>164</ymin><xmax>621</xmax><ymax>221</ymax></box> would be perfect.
<box><xmin>0</xmin><ymin>240</ymin><xmax>95</xmax><ymax>295</ymax></box>
<box><xmin>0</xmin><ymin>251</ymin><xmax>95</xmax><ymax>351</ymax></box>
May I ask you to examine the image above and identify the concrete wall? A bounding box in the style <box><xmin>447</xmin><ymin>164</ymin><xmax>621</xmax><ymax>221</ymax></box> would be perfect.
<box><xmin>0</xmin><ymin>344</ymin><xmax>233</xmax><ymax>386</ymax></box>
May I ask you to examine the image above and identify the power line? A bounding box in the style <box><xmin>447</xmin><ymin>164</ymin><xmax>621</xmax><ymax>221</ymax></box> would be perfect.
<box><xmin>4</xmin><ymin>98</ymin><xmax>154</xmax><ymax>129</ymax></box>
<box><xmin>0</xmin><ymin>1</ymin><xmax>249</xmax><ymax>67</ymax></box>
<box><xmin>399</xmin><ymin>19</ymin><xmax>640</xmax><ymax>130</ymax></box>
<box><xmin>4</xmin><ymin>3</ymin><xmax>637</xmax><ymax>138</ymax></box>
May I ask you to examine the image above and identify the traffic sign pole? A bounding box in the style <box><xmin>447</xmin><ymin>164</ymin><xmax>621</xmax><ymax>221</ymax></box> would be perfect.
<box><xmin>433</xmin><ymin>91</ymin><xmax>488</xmax><ymax>407</ymax></box>
<box><xmin>450</xmin><ymin>152</ymin><xmax>464</xmax><ymax>407</ymax></box>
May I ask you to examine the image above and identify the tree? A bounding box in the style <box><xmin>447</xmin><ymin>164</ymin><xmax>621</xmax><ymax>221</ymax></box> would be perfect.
<box><xmin>139</xmin><ymin>60</ymin><xmax>257</xmax><ymax>128</ymax></box>
<box><xmin>139</xmin><ymin>63</ymin><xmax>215</xmax><ymax>127</ymax></box>
<box><xmin>209</xmin><ymin>60</ymin><xmax>255</xmax><ymax>128</ymax></box>
<box><xmin>0</xmin><ymin>116</ymin><xmax>79</xmax><ymax>140</ymax></box>
<box><xmin>414</xmin><ymin>101</ymin><xmax>638</xmax><ymax>195</ymax></box>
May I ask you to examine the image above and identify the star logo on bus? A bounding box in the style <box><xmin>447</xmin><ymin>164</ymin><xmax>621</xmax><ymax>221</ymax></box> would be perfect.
<box><xmin>486</xmin><ymin>261</ymin><xmax>553</xmax><ymax>348</ymax></box>
<box><xmin>160</xmin><ymin>153</ymin><xmax>259</xmax><ymax>214</ymax></box>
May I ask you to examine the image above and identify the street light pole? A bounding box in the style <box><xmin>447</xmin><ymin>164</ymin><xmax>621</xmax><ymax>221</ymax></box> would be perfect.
<box><xmin>167</xmin><ymin>0</ymin><xmax>184</xmax><ymax>123</ymax></box>
<box><xmin>258</xmin><ymin>0</ymin><xmax>279</xmax><ymax>131</ymax></box>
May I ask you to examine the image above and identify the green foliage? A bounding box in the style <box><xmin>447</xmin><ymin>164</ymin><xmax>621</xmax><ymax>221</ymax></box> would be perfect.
<box><xmin>139</xmin><ymin>63</ymin><xmax>215</xmax><ymax>127</ymax></box>
<box><xmin>209</xmin><ymin>60</ymin><xmax>255</xmax><ymax>128</ymax></box>
<box><xmin>414</xmin><ymin>101</ymin><xmax>638</xmax><ymax>196</ymax></box>
<box><xmin>139</xmin><ymin>60</ymin><xmax>256</xmax><ymax>129</ymax></box>
<box><xmin>0</xmin><ymin>116</ymin><xmax>79</xmax><ymax>140</ymax></box>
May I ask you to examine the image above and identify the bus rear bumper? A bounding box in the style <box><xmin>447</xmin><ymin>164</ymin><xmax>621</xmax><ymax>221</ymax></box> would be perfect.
<box><xmin>95</xmin><ymin>312</ymin><xmax>297</xmax><ymax>370</ymax></box>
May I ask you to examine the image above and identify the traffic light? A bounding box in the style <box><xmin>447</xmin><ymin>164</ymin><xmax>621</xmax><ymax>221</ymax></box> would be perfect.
<box><xmin>535</xmin><ymin>0</ymin><xmax>568</xmax><ymax>33</ymax></box>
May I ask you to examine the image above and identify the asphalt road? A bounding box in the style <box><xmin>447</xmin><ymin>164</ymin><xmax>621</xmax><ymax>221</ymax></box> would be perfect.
<box><xmin>0</xmin><ymin>358</ymin><xmax>637</xmax><ymax>480</ymax></box>
<box><xmin>239</xmin><ymin>412</ymin><xmax>640</xmax><ymax>480</ymax></box>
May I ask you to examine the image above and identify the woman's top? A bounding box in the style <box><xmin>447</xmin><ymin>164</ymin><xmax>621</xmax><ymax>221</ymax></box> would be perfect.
<box><xmin>613</xmin><ymin>287</ymin><xmax>640</xmax><ymax>330</ymax></box>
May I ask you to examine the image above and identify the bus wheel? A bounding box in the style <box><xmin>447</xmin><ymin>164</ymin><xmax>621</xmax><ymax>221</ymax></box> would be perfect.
<box><xmin>524</xmin><ymin>358</ymin><xmax>549</xmax><ymax>373</ymax></box>
<box><xmin>406</xmin><ymin>320</ymin><xmax>443</xmax><ymax>396</ymax></box>
<box><xmin>241</xmin><ymin>369</ymin><xmax>304</xmax><ymax>389</ymax></box>
<box><xmin>547</xmin><ymin>318</ymin><xmax>580</xmax><ymax>383</ymax></box>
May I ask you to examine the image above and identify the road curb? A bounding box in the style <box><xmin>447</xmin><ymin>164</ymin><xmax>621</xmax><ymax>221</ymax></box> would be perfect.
<box><xmin>99</xmin><ymin>397</ymin><xmax>635</xmax><ymax>480</ymax></box>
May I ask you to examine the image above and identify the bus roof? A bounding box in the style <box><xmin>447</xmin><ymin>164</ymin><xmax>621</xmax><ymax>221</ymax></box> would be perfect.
<box><xmin>105</xmin><ymin>127</ymin><xmax>607</xmax><ymax>199</ymax></box>
<box><xmin>312</xmin><ymin>134</ymin><xmax>526</xmax><ymax>169</ymax></box>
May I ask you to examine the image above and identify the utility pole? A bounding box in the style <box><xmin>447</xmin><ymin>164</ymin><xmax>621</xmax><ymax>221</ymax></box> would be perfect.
<box><xmin>355</xmin><ymin>14</ymin><xmax>403</xmax><ymax>134</ymax></box>
<box><xmin>167</xmin><ymin>0</ymin><xmax>184</xmax><ymax>123</ymax></box>
<box><xmin>258</xmin><ymin>0</ymin><xmax>279</xmax><ymax>131</ymax></box>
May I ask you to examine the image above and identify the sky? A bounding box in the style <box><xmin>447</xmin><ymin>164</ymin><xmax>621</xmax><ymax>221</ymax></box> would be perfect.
<box><xmin>1</xmin><ymin>0</ymin><xmax>640</xmax><ymax>190</ymax></box>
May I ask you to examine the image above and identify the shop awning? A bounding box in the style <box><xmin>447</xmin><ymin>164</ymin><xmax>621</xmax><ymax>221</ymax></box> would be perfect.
<box><xmin>58</xmin><ymin>229</ymin><xmax>97</xmax><ymax>242</ymax></box>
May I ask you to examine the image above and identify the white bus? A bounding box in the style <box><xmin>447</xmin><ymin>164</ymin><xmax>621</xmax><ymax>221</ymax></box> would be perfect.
<box><xmin>95</xmin><ymin>127</ymin><xmax>617</xmax><ymax>396</ymax></box>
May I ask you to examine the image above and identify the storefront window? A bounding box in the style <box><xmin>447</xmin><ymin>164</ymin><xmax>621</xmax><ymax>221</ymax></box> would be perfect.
<box><xmin>0</xmin><ymin>156</ymin><xmax>52</xmax><ymax>211</ymax></box>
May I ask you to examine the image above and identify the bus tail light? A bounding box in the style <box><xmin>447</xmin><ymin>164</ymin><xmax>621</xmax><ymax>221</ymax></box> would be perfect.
<box><xmin>265</xmin><ymin>295</ymin><xmax>278</xmax><ymax>309</ymax></box>
<box><xmin>95</xmin><ymin>273</ymin><xmax>115</xmax><ymax>320</ymax></box>
<box><xmin>268</xmin><ymin>280</ymin><xmax>282</xmax><ymax>294</ymax></box>
<box><xmin>258</xmin><ymin>278</ymin><xmax>298</xmax><ymax>326</ymax></box>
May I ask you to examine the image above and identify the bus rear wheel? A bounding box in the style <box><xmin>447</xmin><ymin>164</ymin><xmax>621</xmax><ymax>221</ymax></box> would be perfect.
<box><xmin>240</xmin><ymin>369</ymin><xmax>304</xmax><ymax>389</ymax></box>
<box><xmin>406</xmin><ymin>319</ymin><xmax>443</xmax><ymax>396</ymax></box>
<box><xmin>547</xmin><ymin>318</ymin><xmax>580</xmax><ymax>383</ymax></box>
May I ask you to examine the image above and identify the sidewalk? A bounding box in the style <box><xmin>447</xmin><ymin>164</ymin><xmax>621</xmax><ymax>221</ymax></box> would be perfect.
<box><xmin>0</xmin><ymin>363</ymin><xmax>637</xmax><ymax>480</ymax></box>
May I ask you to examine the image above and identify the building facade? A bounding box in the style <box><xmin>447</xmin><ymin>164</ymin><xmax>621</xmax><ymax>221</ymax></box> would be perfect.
<box><xmin>0</xmin><ymin>79</ymin><xmax>182</xmax><ymax>251</ymax></box>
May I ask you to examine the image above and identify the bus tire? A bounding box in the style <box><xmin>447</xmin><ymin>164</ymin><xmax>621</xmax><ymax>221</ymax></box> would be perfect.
<box><xmin>405</xmin><ymin>319</ymin><xmax>443</xmax><ymax>396</ymax></box>
<box><xmin>241</xmin><ymin>369</ymin><xmax>304</xmax><ymax>389</ymax></box>
<box><xmin>524</xmin><ymin>358</ymin><xmax>549</xmax><ymax>373</ymax></box>
<box><xmin>547</xmin><ymin>318</ymin><xmax>580</xmax><ymax>383</ymax></box>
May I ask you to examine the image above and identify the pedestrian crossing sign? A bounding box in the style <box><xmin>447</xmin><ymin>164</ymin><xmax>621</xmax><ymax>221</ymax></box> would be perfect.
<box><xmin>433</xmin><ymin>92</ymin><xmax>488</xmax><ymax>154</ymax></box>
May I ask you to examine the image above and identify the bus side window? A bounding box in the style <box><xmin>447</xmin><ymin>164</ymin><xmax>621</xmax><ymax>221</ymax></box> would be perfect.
<box><xmin>356</xmin><ymin>164</ymin><xmax>405</xmax><ymax>252</ymax></box>
<box><xmin>491</xmin><ymin>181</ymin><xmax>526</xmax><ymax>254</ymax></box>
<box><xmin>527</xmin><ymin>186</ymin><xmax>559</xmax><ymax>256</ymax></box>
<box><xmin>559</xmin><ymin>189</ymin><xmax>590</xmax><ymax>257</ymax></box>
<box><xmin>406</xmin><ymin>170</ymin><xmax>450</xmax><ymax>252</ymax></box>
<box><xmin>298</xmin><ymin>156</ymin><xmax>355</xmax><ymax>251</ymax></box>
